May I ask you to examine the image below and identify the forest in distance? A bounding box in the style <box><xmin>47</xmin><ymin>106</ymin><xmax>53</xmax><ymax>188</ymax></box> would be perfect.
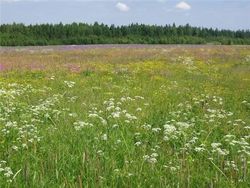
<box><xmin>1</xmin><ymin>22</ymin><xmax>250</xmax><ymax>46</ymax></box>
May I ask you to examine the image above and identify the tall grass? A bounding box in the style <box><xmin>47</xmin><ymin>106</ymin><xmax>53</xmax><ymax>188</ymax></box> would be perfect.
<box><xmin>0</xmin><ymin>46</ymin><xmax>250</xmax><ymax>187</ymax></box>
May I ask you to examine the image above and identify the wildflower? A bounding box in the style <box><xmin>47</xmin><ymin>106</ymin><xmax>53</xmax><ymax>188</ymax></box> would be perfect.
<box><xmin>64</xmin><ymin>81</ymin><xmax>75</xmax><ymax>88</ymax></box>
<box><xmin>170</xmin><ymin>167</ymin><xmax>177</xmax><ymax>172</ymax></box>
<box><xmin>151</xmin><ymin>153</ymin><xmax>158</xmax><ymax>158</ymax></box>
<box><xmin>111</xmin><ymin>111</ymin><xmax>120</xmax><ymax>118</ymax></box>
<box><xmin>242</xmin><ymin>100</ymin><xmax>247</xmax><ymax>104</ymax></box>
<box><xmin>69</xmin><ymin>113</ymin><xmax>77</xmax><ymax>118</ymax></box>
<box><xmin>176</xmin><ymin>122</ymin><xmax>191</xmax><ymax>129</ymax></box>
<box><xmin>120</xmin><ymin>97</ymin><xmax>126</xmax><ymax>102</ymax></box>
<box><xmin>125</xmin><ymin>113</ymin><xmax>137</xmax><ymax>120</ymax></box>
<box><xmin>163</xmin><ymin>124</ymin><xmax>176</xmax><ymax>133</ymax></box>
<box><xmin>125</xmin><ymin>120</ymin><xmax>130</xmax><ymax>123</ymax></box>
<box><xmin>142</xmin><ymin>123</ymin><xmax>151</xmax><ymax>130</ymax></box>
<box><xmin>136</xmin><ymin>108</ymin><xmax>142</xmax><ymax>112</ymax></box>
<box><xmin>89</xmin><ymin>113</ymin><xmax>99</xmax><ymax>118</ymax></box>
<box><xmin>4</xmin><ymin>170</ymin><xmax>13</xmax><ymax>178</ymax></box>
<box><xmin>134</xmin><ymin>132</ymin><xmax>140</xmax><ymax>137</ymax></box>
<box><xmin>135</xmin><ymin>142</ymin><xmax>142</xmax><ymax>146</ymax></box>
<box><xmin>112</xmin><ymin>124</ymin><xmax>119</xmax><ymax>128</ymax></box>
<box><xmin>211</xmin><ymin>143</ymin><xmax>222</xmax><ymax>149</ymax></box>
<box><xmin>135</xmin><ymin>96</ymin><xmax>144</xmax><ymax>100</ymax></box>
<box><xmin>106</xmin><ymin>106</ymin><xmax>115</xmax><ymax>111</ymax></box>
<box><xmin>116</xmin><ymin>139</ymin><xmax>121</xmax><ymax>144</ymax></box>
<box><xmin>148</xmin><ymin>158</ymin><xmax>157</xmax><ymax>164</ymax></box>
<box><xmin>152</xmin><ymin>127</ymin><xmax>161</xmax><ymax>133</ymax></box>
<box><xmin>127</xmin><ymin>173</ymin><xmax>133</xmax><ymax>177</ymax></box>
<box><xmin>99</xmin><ymin>117</ymin><xmax>107</xmax><ymax>125</ymax></box>
<box><xmin>101</xmin><ymin>134</ymin><xmax>108</xmax><ymax>141</ymax></box>
<box><xmin>12</xmin><ymin>146</ymin><xmax>18</xmax><ymax>151</ymax></box>
<box><xmin>97</xmin><ymin>150</ymin><xmax>104</xmax><ymax>156</ymax></box>
<box><xmin>143</xmin><ymin>155</ymin><xmax>150</xmax><ymax>160</ymax></box>
<box><xmin>194</xmin><ymin>147</ymin><xmax>205</xmax><ymax>152</ymax></box>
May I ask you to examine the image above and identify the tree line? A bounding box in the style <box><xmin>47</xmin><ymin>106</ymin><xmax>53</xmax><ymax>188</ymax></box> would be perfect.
<box><xmin>1</xmin><ymin>22</ymin><xmax>250</xmax><ymax>46</ymax></box>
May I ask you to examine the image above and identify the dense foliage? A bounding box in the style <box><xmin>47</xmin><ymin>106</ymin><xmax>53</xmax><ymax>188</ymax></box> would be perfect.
<box><xmin>1</xmin><ymin>22</ymin><xmax>250</xmax><ymax>46</ymax></box>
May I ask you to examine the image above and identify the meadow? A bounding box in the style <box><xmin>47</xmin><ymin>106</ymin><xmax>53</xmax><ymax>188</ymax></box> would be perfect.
<box><xmin>0</xmin><ymin>45</ymin><xmax>250</xmax><ymax>187</ymax></box>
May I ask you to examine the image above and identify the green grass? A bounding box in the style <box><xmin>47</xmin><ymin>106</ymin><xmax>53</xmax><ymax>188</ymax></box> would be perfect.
<box><xmin>0</xmin><ymin>46</ymin><xmax>250</xmax><ymax>187</ymax></box>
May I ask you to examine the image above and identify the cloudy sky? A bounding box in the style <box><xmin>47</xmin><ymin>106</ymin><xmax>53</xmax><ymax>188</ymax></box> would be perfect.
<box><xmin>0</xmin><ymin>0</ymin><xmax>249</xmax><ymax>30</ymax></box>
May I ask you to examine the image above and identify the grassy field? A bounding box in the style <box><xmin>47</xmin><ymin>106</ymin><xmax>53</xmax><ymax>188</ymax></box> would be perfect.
<box><xmin>0</xmin><ymin>45</ymin><xmax>250</xmax><ymax>187</ymax></box>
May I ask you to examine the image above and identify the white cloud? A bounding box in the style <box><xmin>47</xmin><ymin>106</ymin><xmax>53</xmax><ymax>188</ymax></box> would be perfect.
<box><xmin>116</xmin><ymin>2</ymin><xmax>130</xmax><ymax>12</ymax></box>
<box><xmin>175</xmin><ymin>1</ymin><xmax>191</xmax><ymax>10</ymax></box>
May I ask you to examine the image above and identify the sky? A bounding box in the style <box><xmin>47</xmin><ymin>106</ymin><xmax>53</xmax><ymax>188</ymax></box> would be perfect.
<box><xmin>0</xmin><ymin>0</ymin><xmax>250</xmax><ymax>30</ymax></box>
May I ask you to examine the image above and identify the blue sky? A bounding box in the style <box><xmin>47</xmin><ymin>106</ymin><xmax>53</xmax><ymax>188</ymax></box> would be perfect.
<box><xmin>0</xmin><ymin>0</ymin><xmax>249</xmax><ymax>30</ymax></box>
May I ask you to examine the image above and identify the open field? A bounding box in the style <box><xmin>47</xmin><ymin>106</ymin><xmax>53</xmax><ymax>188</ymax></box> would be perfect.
<box><xmin>0</xmin><ymin>45</ymin><xmax>250</xmax><ymax>187</ymax></box>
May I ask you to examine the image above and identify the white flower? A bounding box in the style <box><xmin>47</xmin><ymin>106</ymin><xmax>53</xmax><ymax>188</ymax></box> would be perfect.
<box><xmin>151</xmin><ymin>153</ymin><xmax>158</xmax><ymax>158</ymax></box>
<box><xmin>101</xmin><ymin>134</ymin><xmax>108</xmax><ymax>141</ymax></box>
<box><xmin>211</xmin><ymin>143</ymin><xmax>222</xmax><ymax>149</ymax></box>
<box><xmin>136</xmin><ymin>108</ymin><xmax>142</xmax><ymax>112</ymax></box>
<box><xmin>112</xmin><ymin>124</ymin><xmax>119</xmax><ymax>128</ymax></box>
<box><xmin>135</xmin><ymin>96</ymin><xmax>144</xmax><ymax>100</ymax></box>
<box><xmin>106</xmin><ymin>106</ymin><xmax>115</xmax><ymax>111</ymax></box>
<box><xmin>148</xmin><ymin>158</ymin><xmax>157</xmax><ymax>164</ymax></box>
<box><xmin>134</xmin><ymin>132</ymin><xmax>141</xmax><ymax>137</ymax></box>
<box><xmin>112</xmin><ymin>111</ymin><xmax>120</xmax><ymax>118</ymax></box>
<box><xmin>64</xmin><ymin>81</ymin><xmax>75</xmax><ymax>88</ymax></box>
<box><xmin>176</xmin><ymin>122</ymin><xmax>191</xmax><ymax>129</ymax></box>
<box><xmin>163</xmin><ymin>124</ymin><xmax>176</xmax><ymax>133</ymax></box>
<box><xmin>125</xmin><ymin>113</ymin><xmax>137</xmax><ymax>120</ymax></box>
<box><xmin>152</xmin><ymin>128</ymin><xmax>161</xmax><ymax>133</ymax></box>
<box><xmin>100</xmin><ymin>118</ymin><xmax>107</xmax><ymax>125</ymax></box>
<box><xmin>4</xmin><ymin>172</ymin><xmax>13</xmax><ymax>177</ymax></box>
<box><xmin>116</xmin><ymin>139</ymin><xmax>121</xmax><ymax>144</ymax></box>
<box><xmin>143</xmin><ymin>155</ymin><xmax>150</xmax><ymax>160</ymax></box>
<box><xmin>89</xmin><ymin>113</ymin><xmax>99</xmax><ymax>118</ymax></box>
<box><xmin>127</xmin><ymin>173</ymin><xmax>133</xmax><ymax>177</ymax></box>
<box><xmin>142</xmin><ymin>124</ymin><xmax>152</xmax><ymax>130</ymax></box>
<box><xmin>216</xmin><ymin>148</ymin><xmax>229</xmax><ymax>156</ymax></box>
<box><xmin>114</xmin><ymin>169</ymin><xmax>119</xmax><ymax>173</ymax></box>
<box><xmin>120</xmin><ymin>97</ymin><xmax>126</xmax><ymax>102</ymax></box>
<box><xmin>135</xmin><ymin>142</ymin><xmax>142</xmax><ymax>146</ymax></box>
<box><xmin>69</xmin><ymin>113</ymin><xmax>77</xmax><ymax>117</ymax></box>
<box><xmin>12</xmin><ymin>146</ymin><xmax>18</xmax><ymax>151</ymax></box>
<box><xmin>97</xmin><ymin>150</ymin><xmax>104</xmax><ymax>155</ymax></box>
<box><xmin>115</xmin><ymin>107</ymin><xmax>121</xmax><ymax>111</ymax></box>
<box><xmin>194</xmin><ymin>147</ymin><xmax>205</xmax><ymax>152</ymax></box>
<box><xmin>242</xmin><ymin>100</ymin><xmax>247</xmax><ymax>104</ymax></box>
